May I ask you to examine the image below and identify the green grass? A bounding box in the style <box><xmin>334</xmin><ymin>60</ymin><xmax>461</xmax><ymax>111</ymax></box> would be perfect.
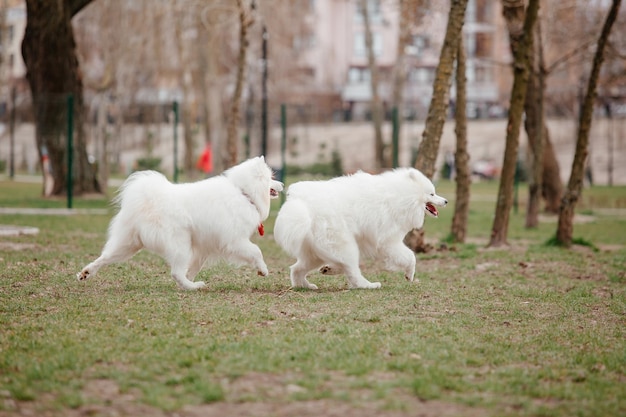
<box><xmin>0</xmin><ymin>179</ymin><xmax>625</xmax><ymax>416</ymax></box>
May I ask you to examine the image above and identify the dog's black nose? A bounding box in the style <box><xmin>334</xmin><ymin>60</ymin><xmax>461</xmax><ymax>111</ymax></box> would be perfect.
<box><xmin>444</xmin><ymin>199</ymin><xmax>448</xmax><ymax>205</ymax></box>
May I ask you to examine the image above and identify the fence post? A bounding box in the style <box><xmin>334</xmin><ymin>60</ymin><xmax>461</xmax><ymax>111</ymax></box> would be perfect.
<box><xmin>261</xmin><ymin>25</ymin><xmax>269</xmax><ymax>157</ymax></box>
<box><xmin>280</xmin><ymin>103</ymin><xmax>286</xmax><ymax>205</ymax></box>
<box><xmin>9</xmin><ymin>86</ymin><xmax>15</xmax><ymax>179</ymax></box>
<box><xmin>67</xmin><ymin>94</ymin><xmax>74</xmax><ymax>209</ymax></box>
<box><xmin>173</xmin><ymin>101</ymin><xmax>179</xmax><ymax>183</ymax></box>
<box><xmin>392</xmin><ymin>106</ymin><xmax>399</xmax><ymax>168</ymax></box>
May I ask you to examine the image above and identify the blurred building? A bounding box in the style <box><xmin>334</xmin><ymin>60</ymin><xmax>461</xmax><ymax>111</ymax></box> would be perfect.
<box><xmin>0</xmin><ymin>0</ymin><xmax>27</xmax><ymax>113</ymax></box>
<box><xmin>296</xmin><ymin>0</ymin><xmax>511</xmax><ymax>121</ymax></box>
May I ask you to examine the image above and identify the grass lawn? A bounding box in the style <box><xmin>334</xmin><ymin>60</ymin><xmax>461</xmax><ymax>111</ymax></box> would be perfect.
<box><xmin>0</xmin><ymin>177</ymin><xmax>624</xmax><ymax>417</ymax></box>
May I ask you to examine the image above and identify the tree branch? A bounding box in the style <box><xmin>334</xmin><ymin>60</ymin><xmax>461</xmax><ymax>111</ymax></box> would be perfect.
<box><xmin>546</xmin><ymin>39</ymin><xmax>595</xmax><ymax>74</ymax></box>
<box><xmin>69</xmin><ymin>0</ymin><xmax>94</xmax><ymax>18</ymax></box>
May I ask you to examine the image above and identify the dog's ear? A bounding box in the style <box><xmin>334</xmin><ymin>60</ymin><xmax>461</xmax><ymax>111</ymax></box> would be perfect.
<box><xmin>259</xmin><ymin>155</ymin><xmax>265</xmax><ymax>163</ymax></box>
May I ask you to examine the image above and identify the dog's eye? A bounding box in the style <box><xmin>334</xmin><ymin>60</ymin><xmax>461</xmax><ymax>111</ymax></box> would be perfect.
<box><xmin>430</xmin><ymin>193</ymin><xmax>434</xmax><ymax>196</ymax></box>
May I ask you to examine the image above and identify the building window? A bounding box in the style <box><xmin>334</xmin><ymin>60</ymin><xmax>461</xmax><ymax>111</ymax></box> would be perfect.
<box><xmin>475</xmin><ymin>0</ymin><xmax>492</xmax><ymax>23</ymax></box>
<box><xmin>354</xmin><ymin>0</ymin><xmax>382</xmax><ymax>24</ymax></box>
<box><xmin>474</xmin><ymin>32</ymin><xmax>492</xmax><ymax>58</ymax></box>
<box><xmin>475</xmin><ymin>66</ymin><xmax>493</xmax><ymax>83</ymax></box>
<box><xmin>354</xmin><ymin>32</ymin><xmax>382</xmax><ymax>57</ymax></box>
<box><xmin>408</xmin><ymin>67</ymin><xmax>434</xmax><ymax>84</ymax></box>
<box><xmin>348</xmin><ymin>67</ymin><xmax>371</xmax><ymax>83</ymax></box>
<box><xmin>406</xmin><ymin>35</ymin><xmax>430</xmax><ymax>56</ymax></box>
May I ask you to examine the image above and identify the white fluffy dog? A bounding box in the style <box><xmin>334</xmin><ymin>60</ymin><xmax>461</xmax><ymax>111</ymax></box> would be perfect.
<box><xmin>274</xmin><ymin>168</ymin><xmax>447</xmax><ymax>290</ymax></box>
<box><xmin>77</xmin><ymin>156</ymin><xmax>283</xmax><ymax>290</ymax></box>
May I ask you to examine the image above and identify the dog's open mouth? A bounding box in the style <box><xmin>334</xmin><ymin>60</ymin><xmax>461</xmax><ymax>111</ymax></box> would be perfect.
<box><xmin>270</xmin><ymin>180</ymin><xmax>283</xmax><ymax>199</ymax></box>
<box><xmin>425</xmin><ymin>202</ymin><xmax>439</xmax><ymax>217</ymax></box>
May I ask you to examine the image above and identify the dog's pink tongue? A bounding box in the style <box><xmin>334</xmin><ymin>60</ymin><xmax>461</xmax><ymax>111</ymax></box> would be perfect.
<box><xmin>258</xmin><ymin>223</ymin><xmax>265</xmax><ymax>236</ymax></box>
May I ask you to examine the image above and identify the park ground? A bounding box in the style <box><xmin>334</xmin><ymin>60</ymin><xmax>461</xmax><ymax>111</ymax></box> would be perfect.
<box><xmin>0</xmin><ymin>178</ymin><xmax>624</xmax><ymax>417</ymax></box>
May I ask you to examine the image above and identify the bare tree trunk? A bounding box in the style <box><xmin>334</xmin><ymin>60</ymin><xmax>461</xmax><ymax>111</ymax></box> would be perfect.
<box><xmin>413</xmin><ymin>0</ymin><xmax>468</xmax><ymax>178</ymax></box>
<box><xmin>519</xmin><ymin>15</ymin><xmax>563</xmax><ymax>219</ymax></box>
<box><xmin>22</xmin><ymin>0</ymin><xmax>100</xmax><ymax>196</ymax></box>
<box><xmin>173</xmin><ymin>5</ymin><xmax>196</xmax><ymax>180</ymax></box>
<box><xmin>556</xmin><ymin>0</ymin><xmax>621</xmax><ymax>247</ymax></box>
<box><xmin>405</xmin><ymin>0</ymin><xmax>468</xmax><ymax>253</ymax></box>
<box><xmin>450</xmin><ymin>34</ymin><xmax>470</xmax><ymax>243</ymax></box>
<box><xmin>391</xmin><ymin>0</ymin><xmax>424</xmax><ymax>163</ymax></box>
<box><xmin>360</xmin><ymin>0</ymin><xmax>385</xmax><ymax>170</ymax></box>
<box><xmin>391</xmin><ymin>0</ymin><xmax>409</xmax><ymax>134</ymax></box>
<box><xmin>489</xmin><ymin>0</ymin><xmax>539</xmax><ymax>247</ymax></box>
<box><xmin>198</xmin><ymin>12</ymin><xmax>224</xmax><ymax>174</ymax></box>
<box><xmin>524</xmin><ymin>20</ymin><xmax>545</xmax><ymax>228</ymax></box>
<box><xmin>540</xmin><ymin>131</ymin><xmax>563</xmax><ymax>213</ymax></box>
<box><xmin>226</xmin><ymin>0</ymin><xmax>254</xmax><ymax>168</ymax></box>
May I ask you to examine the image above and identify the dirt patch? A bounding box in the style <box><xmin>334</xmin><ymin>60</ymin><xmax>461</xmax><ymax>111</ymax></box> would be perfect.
<box><xmin>1</xmin><ymin>374</ymin><xmax>494</xmax><ymax>417</ymax></box>
<box><xmin>0</xmin><ymin>225</ymin><xmax>39</xmax><ymax>237</ymax></box>
<box><xmin>0</xmin><ymin>242</ymin><xmax>37</xmax><ymax>251</ymax></box>
<box><xmin>180</xmin><ymin>398</ymin><xmax>489</xmax><ymax>417</ymax></box>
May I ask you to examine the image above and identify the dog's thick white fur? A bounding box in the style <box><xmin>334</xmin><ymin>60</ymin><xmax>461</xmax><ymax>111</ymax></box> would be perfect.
<box><xmin>274</xmin><ymin>168</ymin><xmax>447</xmax><ymax>290</ymax></box>
<box><xmin>77</xmin><ymin>156</ymin><xmax>283</xmax><ymax>290</ymax></box>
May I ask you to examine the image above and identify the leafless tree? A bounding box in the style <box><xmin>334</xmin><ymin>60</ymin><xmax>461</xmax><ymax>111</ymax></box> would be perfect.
<box><xmin>524</xmin><ymin>19</ymin><xmax>546</xmax><ymax>228</ymax></box>
<box><xmin>413</xmin><ymin>0</ymin><xmax>468</xmax><ymax>178</ymax></box>
<box><xmin>488</xmin><ymin>0</ymin><xmax>539</xmax><ymax>247</ymax></box>
<box><xmin>391</xmin><ymin>0</ymin><xmax>426</xmax><ymax>166</ymax></box>
<box><xmin>450</xmin><ymin>34</ymin><xmax>470</xmax><ymax>243</ymax></box>
<box><xmin>405</xmin><ymin>0</ymin><xmax>468</xmax><ymax>253</ymax></box>
<box><xmin>360</xmin><ymin>0</ymin><xmax>385</xmax><ymax>170</ymax></box>
<box><xmin>556</xmin><ymin>0</ymin><xmax>622</xmax><ymax>247</ymax></box>
<box><xmin>172</xmin><ymin>2</ymin><xmax>196</xmax><ymax>179</ymax></box>
<box><xmin>226</xmin><ymin>0</ymin><xmax>255</xmax><ymax>168</ymax></box>
<box><xmin>22</xmin><ymin>0</ymin><xmax>100</xmax><ymax>196</ymax></box>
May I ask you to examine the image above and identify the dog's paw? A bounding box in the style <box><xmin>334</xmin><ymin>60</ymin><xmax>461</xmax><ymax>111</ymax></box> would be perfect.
<box><xmin>350</xmin><ymin>281</ymin><xmax>382</xmax><ymax>289</ymax></box>
<box><xmin>295</xmin><ymin>282</ymin><xmax>318</xmax><ymax>290</ymax></box>
<box><xmin>190</xmin><ymin>281</ymin><xmax>206</xmax><ymax>290</ymax></box>
<box><xmin>77</xmin><ymin>270</ymin><xmax>89</xmax><ymax>281</ymax></box>
<box><xmin>319</xmin><ymin>265</ymin><xmax>340</xmax><ymax>275</ymax></box>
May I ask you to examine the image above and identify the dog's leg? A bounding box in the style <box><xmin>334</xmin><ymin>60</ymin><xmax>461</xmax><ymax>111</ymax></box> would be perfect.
<box><xmin>225</xmin><ymin>240</ymin><xmax>269</xmax><ymax>276</ymax></box>
<box><xmin>76</xmin><ymin>239</ymin><xmax>141</xmax><ymax>281</ymax></box>
<box><xmin>289</xmin><ymin>257</ymin><xmax>323</xmax><ymax>290</ymax></box>
<box><xmin>343</xmin><ymin>264</ymin><xmax>382</xmax><ymax>289</ymax></box>
<box><xmin>382</xmin><ymin>242</ymin><xmax>417</xmax><ymax>282</ymax></box>
<box><xmin>186</xmin><ymin>252</ymin><xmax>207</xmax><ymax>282</ymax></box>
<box><xmin>320</xmin><ymin>240</ymin><xmax>381</xmax><ymax>289</ymax></box>
<box><xmin>170</xmin><ymin>256</ymin><xmax>206</xmax><ymax>291</ymax></box>
<box><xmin>166</xmin><ymin>241</ymin><xmax>206</xmax><ymax>290</ymax></box>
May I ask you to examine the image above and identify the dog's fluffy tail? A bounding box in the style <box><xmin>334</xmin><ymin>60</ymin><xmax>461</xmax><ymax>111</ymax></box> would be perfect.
<box><xmin>274</xmin><ymin>199</ymin><xmax>312</xmax><ymax>258</ymax></box>
<box><xmin>113</xmin><ymin>170</ymin><xmax>168</xmax><ymax>207</ymax></box>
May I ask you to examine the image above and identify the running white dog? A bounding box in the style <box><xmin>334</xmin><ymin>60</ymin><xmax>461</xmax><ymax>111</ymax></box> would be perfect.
<box><xmin>77</xmin><ymin>156</ymin><xmax>283</xmax><ymax>290</ymax></box>
<box><xmin>274</xmin><ymin>168</ymin><xmax>447</xmax><ymax>289</ymax></box>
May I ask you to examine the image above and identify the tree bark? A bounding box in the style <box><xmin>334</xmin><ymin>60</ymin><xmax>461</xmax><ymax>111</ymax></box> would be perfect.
<box><xmin>524</xmin><ymin>20</ymin><xmax>545</xmax><ymax>228</ymax></box>
<box><xmin>450</xmin><ymin>34</ymin><xmax>470</xmax><ymax>243</ymax></box>
<box><xmin>556</xmin><ymin>0</ymin><xmax>621</xmax><ymax>247</ymax></box>
<box><xmin>173</xmin><ymin>5</ymin><xmax>196</xmax><ymax>180</ymax></box>
<box><xmin>226</xmin><ymin>0</ymin><xmax>254</xmax><ymax>168</ymax></box>
<box><xmin>360</xmin><ymin>0</ymin><xmax>385</xmax><ymax>171</ymax></box>
<box><xmin>413</xmin><ymin>0</ymin><xmax>468</xmax><ymax>178</ymax></box>
<box><xmin>518</xmin><ymin>14</ymin><xmax>563</xmax><ymax>219</ymax></box>
<box><xmin>391</xmin><ymin>0</ymin><xmax>425</xmax><ymax>168</ymax></box>
<box><xmin>539</xmin><ymin>131</ymin><xmax>563</xmax><ymax>213</ymax></box>
<box><xmin>489</xmin><ymin>0</ymin><xmax>539</xmax><ymax>247</ymax></box>
<box><xmin>22</xmin><ymin>0</ymin><xmax>100</xmax><ymax>196</ymax></box>
<box><xmin>404</xmin><ymin>0</ymin><xmax>468</xmax><ymax>253</ymax></box>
